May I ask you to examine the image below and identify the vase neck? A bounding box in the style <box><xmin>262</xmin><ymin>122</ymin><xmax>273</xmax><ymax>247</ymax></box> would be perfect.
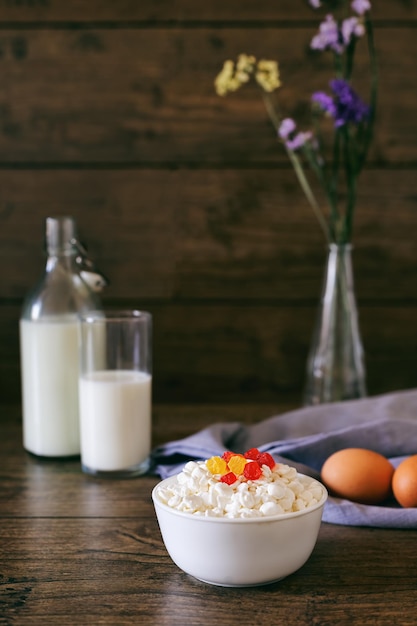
<box><xmin>328</xmin><ymin>243</ymin><xmax>353</xmax><ymax>253</ymax></box>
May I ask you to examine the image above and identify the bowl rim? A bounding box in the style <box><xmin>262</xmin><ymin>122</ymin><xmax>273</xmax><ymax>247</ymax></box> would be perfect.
<box><xmin>152</xmin><ymin>472</ymin><xmax>328</xmax><ymax>524</ymax></box>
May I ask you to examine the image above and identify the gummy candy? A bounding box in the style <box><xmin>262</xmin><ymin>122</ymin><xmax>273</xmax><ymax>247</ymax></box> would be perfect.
<box><xmin>228</xmin><ymin>455</ymin><xmax>247</xmax><ymax>476</ymax></box>
<box><xmin>257</xmin><ymin>452</ymin><xmax>276</xmax><ymax>470</ymax></box>
<box><xmin>220</xmin><ymin>472</ymin><xmax>238</xmax><ymax>485</ymax></box>
<box><xmin>244</xmin><ymin>461</ymin><xmax>263</xmax><ymax>480</ymax></box>
<box><xmin>222</xmin><ymin>450</ymin><xmax>244</xmax><ymax>463</ymax></box>
<box><xmin>207</xmin><ymin>449</ymin><xmax>276</xmax><ymax>483</ymax></box>
<box><xmin>244</xmin><ymin>448</ymin><xmax>260</xmax><ymax>461</ymax></box>
<box><xmin>207</xmin><ymin>456</ymin><xmax>228</xmax><ymax>475</ymax></box>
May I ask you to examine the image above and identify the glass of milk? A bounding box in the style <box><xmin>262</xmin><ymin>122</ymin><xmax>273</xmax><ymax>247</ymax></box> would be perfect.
<box><xmin>79</xmin><ymin>310</ymin><xmax>152</xmax><ymax>478</ymax></box>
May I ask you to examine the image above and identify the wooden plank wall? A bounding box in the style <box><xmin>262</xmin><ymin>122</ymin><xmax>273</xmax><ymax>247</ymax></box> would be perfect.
<box><xmin>1</xmin><ymin>0</ymin><xmax>416</xmax><ymax>409</ymax></box>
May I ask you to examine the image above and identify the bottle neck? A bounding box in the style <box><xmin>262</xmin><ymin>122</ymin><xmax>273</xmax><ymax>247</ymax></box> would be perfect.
<box><xmin>45</xmin><ymin>216</ymin><xmax>77</xmax><ymax>255</ymax></box>
<box><xmin>20</xmin><ymin>216</ymin><xmax>102</xmax><ymax>321</ymax></box>
<box><xmin>45</xmin><ymin>248</ymin><xmax>78</xmax><ymax>272</ymax></box>
<box><xmin>44</xmin><ymin>216</ymin><xmax>79</xmax><ymax>273</ymax></box>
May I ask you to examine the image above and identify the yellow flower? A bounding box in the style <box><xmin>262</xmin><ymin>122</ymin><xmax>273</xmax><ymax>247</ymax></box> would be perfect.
<box><xmin>214</xmin><ymin>60</ymin><xmax>239</xmax><ymax>96</ymax></box>
<box><xmin>255</xmin><ymin>59</ymin><xmax>281</xmax><ymax>92</ymax></box>
<box><xmin>214</xmin><ymin>54</ymin><xmax>281</xmax><ymax>96</ymax></box>
<box><xmin>236</xmin><ymin>53</ymin><xmax>256</xmax><ymax>76</ymax></box>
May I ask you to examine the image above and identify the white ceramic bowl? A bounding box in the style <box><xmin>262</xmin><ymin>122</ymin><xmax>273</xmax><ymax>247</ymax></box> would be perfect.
<box><xmin>152</xmin><ymin>473</ymin><xmax>327</xmax><ymax>587</ymax></box>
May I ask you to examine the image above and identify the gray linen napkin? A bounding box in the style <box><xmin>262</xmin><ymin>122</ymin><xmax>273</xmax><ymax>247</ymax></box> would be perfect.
<box><xmin>150</xmin><ymin>389</ymin><xmax>417</xmax><ymax>528</ymax></box>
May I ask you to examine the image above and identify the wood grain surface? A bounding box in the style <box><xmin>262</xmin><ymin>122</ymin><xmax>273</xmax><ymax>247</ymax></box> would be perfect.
<box><xmin>0</xmin><ymin>29</ymin><xmax>416</xmax><ymax>164</ymax></box>
<box><xmin>0</xmin><ymin>1</ymin><xmax>416</xmax><ymax>406</ymax></box>
<box><xmin>1</xmin><ymin>404</ymin><xmax>417</xmax><ymax>626</ymax></box>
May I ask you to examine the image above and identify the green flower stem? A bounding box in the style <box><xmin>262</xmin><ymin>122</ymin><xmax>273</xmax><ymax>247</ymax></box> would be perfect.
<box><xmin>344</xmin><ymin>125</ymin><xmax>358</xmax><ymax>242</ymax></box>
<box><xmin>330</xmin><ymin>128</ymin><xmax>342</xmax><ymax>240</ymax></box>
<box><xmin>286</xmin><ymin>147</ymin><xmax>330</xmax><ymax>242</ymax></box>
<box><xmin>262</xmin><ymin>92</ymin><xmax>330</xmax><ymax>242</ymax></box>
<box><xmin>345</xmin><ymin>39</ymin><xmax>356</xmax><ymax>80</ymax></box>
<box><xmin>358</xmin><ymin>13</ymin><xmax>378</xmax><ymax>170</ymax></box>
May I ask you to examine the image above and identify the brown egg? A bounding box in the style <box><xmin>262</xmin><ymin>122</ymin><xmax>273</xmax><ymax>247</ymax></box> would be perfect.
<box><xmin>392</xmin><ymin>455</ymin><xmax>417</xmax><ymax>508</ymax></box>
<box><xmin>321</xmin><ymin>448</ymin><xmax>394</xmax><ymax>505</ymax></box>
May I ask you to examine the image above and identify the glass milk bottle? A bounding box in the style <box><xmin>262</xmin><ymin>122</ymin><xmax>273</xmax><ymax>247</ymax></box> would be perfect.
<box><xmin>19</xmin><ymin>216</ymin><xmax>103</xmax><ymax>457</ymax></box>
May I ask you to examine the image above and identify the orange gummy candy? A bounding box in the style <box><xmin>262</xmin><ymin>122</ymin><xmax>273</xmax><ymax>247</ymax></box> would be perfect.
<box><xmin>228</xmin><ymin>455</ymin><xmax>247</xmax><ymax>476</ymax></box>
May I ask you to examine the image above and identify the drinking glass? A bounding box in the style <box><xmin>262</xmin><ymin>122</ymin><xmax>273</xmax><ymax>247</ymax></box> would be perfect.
<box><xmin>79</xmin><ymin>310</ymin><xmax>152</xmax><ymax>477</ymax></box>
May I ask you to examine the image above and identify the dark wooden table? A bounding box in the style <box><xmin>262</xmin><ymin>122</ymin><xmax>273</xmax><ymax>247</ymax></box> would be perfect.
<box><xmin>1</xmin><ymin>403</ymin><xmax>417</xmax><ymax>626</ymax></box>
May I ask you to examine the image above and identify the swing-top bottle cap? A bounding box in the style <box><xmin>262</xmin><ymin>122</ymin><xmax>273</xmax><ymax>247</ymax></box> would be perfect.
<box><xmin>45</xmin><ymin>216</ymin><xmax>108</xmax><ymax>291</ymax></box>
<box><xmin>45</xmin><ymin>216</ymin><xmax>77</xmax><ymax>255</ymax></box>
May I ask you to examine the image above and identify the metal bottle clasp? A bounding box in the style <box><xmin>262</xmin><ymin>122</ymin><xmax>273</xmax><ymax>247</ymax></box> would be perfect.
<box><xmin>71</xmin><ymin>238</ymin><xmax>109</xmax><ymax>293</ymax></box>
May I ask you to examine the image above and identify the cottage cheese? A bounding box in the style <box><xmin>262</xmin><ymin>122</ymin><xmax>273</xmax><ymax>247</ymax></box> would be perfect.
<box><xmin>156</xmin><ymin>459</ymin><xmax>324</xmax><ymax>518</ymax></box>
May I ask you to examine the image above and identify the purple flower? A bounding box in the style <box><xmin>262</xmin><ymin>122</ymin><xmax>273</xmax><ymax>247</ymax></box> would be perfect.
<box><xmin>330</xmin><ymin>79</ymin><xmax>370</xmax><ymax>126</ymax></box>
<box><xmin>278</xmin><ymin>118</ymin><xmax>297</xmax><ymax>139</ymax></box>
<box><xmin>286</xmin><ymin>131</ymin><xmax>313</xmax><ymax>151</ymax></box>
<box><xmin>311</xmin><ymin>12</ymin><xmax>366</xmax><ymax>54</ymax></box>
<box><xmin>311</xmin><ymin>91</ymin><xmax>337</xmax><ymax>117</ymax></box>
<box><xmin>308</xmin><ymin>0</ymin><xmax>371</xmax><ymax>12</ymax></box>
<box><xmin>311</xmin><ymin>14</ymin><xmax>343</xmax><ymax>54</ymax></box>
<box><xmin>312</xmin><ymin>80</ymin><xmax>370</xmax><ymax>127</ymax></box>
<box><xmin>341</xmin><ymin>17</ymin><xmax>365</xmax><ymax>45</ymax></box>
<box><xmin>330</xmin><ymin>78</ymin><xmax>370</xmax><ymax>127</ymax></box>
<box><xmin>351</xmin><ymin>0</ymin><xmax>371</xmax><ymax>15</ymax></box>
<box><xmin>278</xmin><ymin>118</ymin><xmax>312</xmax><ymax>151</ymax></box>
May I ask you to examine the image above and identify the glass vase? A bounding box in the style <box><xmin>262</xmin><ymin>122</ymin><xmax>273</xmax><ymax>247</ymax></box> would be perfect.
<box><xmin>304</xmin><ymin>243</ymin><xmax>367</xmax><ymax>405</ymax></box>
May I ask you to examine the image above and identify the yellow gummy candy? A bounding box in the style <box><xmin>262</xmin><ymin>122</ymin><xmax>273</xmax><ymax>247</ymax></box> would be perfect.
<box><xmin>206</xmin><ymin>456</ymin><xmax>227</xmax><ymax>475</ymax></box>
<box><xmin>228</xmin><ymin>455</ymin><xmax>247</xmax><ymax>476</ymax></box>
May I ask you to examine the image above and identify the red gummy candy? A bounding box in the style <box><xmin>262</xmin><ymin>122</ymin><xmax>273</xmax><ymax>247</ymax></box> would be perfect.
<box><xmin>222</xmin><ymin>451</ymin><xmax>244</xmax><ymax>463</ymax></box>
<box><xmin>222</xmin><ymin>451</ymin><xmax>235</xmax><ymax>463</ymax></box>
<box><xmin>220</xmin><ymin>472</ymin><xmax>238</xmax><ymax>485</ymax></box>
<box><xmin>244</xmin><ymin>448</ymin><xmax>260</xmax><ymax>461</ymax></box>
<box><xmin>243</xmin><ymin>461</ymin><xmax>262</xmax><ymax>480</ymax></box>
<box><xmin>257</xmin><ymin>452</ymin><xmax>275</xmax><ymax>470</ymax></box>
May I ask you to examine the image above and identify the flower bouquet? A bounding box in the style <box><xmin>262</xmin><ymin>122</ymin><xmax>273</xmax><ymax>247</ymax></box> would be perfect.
<box><xmin>215</xmin><ymin>0</ymin><xmax>378</xmax><ymax>404</ymax></box>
